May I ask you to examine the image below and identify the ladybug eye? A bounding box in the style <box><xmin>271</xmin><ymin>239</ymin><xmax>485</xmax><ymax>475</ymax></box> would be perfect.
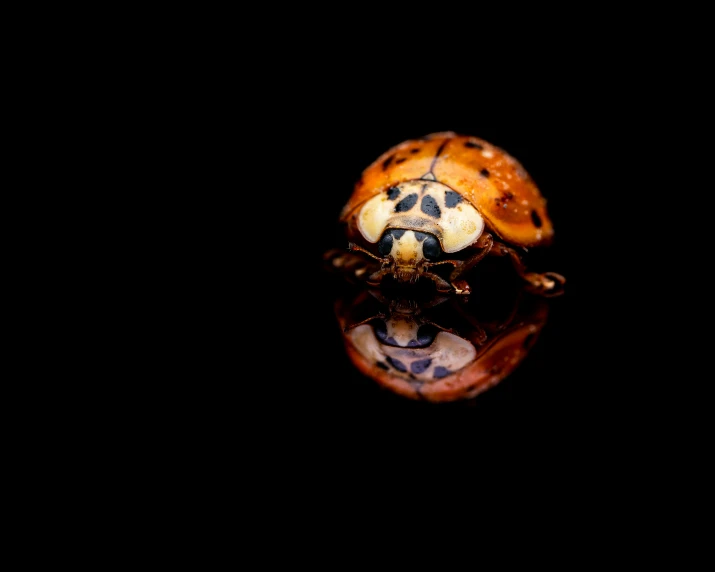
<box><xmin>373</xmin><ymin>319</ymin><xmax>388</xmax><ymax>341</ymax></box>
<box><xmin>377</xmin><ymin>233</ymin><xmax>393</xmax><ymax>256</ymax></box>
<box><xmin>422</xmin><ymin>235</ymin><xmax>442</xmax><ymax>261</ymax></box>
<box><xmin>413</xmin><ymin>324</ymin><xmax>438</xmax><ymax>347</ymax></box>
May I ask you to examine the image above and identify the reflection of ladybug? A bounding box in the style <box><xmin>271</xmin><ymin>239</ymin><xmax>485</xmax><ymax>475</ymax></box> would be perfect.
<box><xmin>335</xmin><ymin>287</ymin><xmax>549</xmax><ymax>403</ymax></box>
<box><xmin>337</xmin><ymin>132</ymin><xmax>565</xmax><ymax>296</ymax></box>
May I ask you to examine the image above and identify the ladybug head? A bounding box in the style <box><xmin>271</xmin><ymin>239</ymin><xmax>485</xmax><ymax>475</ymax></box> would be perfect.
<box><xmin>377</xmin><ymin>228</ymin><xmax>442</xmax><ymax>282</ymax></box>
<box><xmin>373</xmin><ymin>316</ymin><xmax>438</xmax><ymax>348</ymax></box>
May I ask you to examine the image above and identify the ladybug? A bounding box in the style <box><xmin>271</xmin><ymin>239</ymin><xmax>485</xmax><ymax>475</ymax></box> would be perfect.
<box><xmin>335</xmin><ymin>282</ymin><xmax>550</xmax><ymax>402</ymax></box>
<box><xmin>337</xmin><ymin>131</ymin><xmax>565</xmax><ymax>296</ymax></box>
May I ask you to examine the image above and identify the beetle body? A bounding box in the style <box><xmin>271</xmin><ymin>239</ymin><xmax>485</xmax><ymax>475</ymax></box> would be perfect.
<box><xmin>339</xmin><ymin>132</ymin><xmax>564</xmax><ymax>296</ymax></box>
<box><xmin>335</xmin><ymin>285</ymin><xmax>549</xmax><ymax>402</ymax></box>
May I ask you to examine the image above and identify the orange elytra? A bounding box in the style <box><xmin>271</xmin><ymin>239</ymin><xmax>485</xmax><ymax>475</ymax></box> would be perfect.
<box><xmin>336</xmin><ymin>131</ymin><xmax>565</xmax><ymax>296</ymax></box>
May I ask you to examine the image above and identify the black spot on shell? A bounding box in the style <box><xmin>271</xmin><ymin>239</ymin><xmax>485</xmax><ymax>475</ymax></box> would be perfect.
<box><xmin>387</xmin><ymin>357</ymin><xmax>408</xmax><ymax>372</ymax></box>
<box><xmin>433</xmin><ymin>366</ymin><xmax>451</xmax><ymax>379</ymax></box>
<box><xmin>480</xmin><ymin>168</ymin><xmax>490</xmax><ymax>178</ymax></box>
<box><xmin>445</xmin><ymin>191</ymin><xmax>463</xmax><ymax>208</ymax></box>
<box><xmin>421</xmin><ymin>195</ymin><xmax>441</xmax><ymax>218</ymax></box>
<box><xmin>435</xmin><ymin>141</ymin><xmax>449</xmax><ymax>157</ymax></box>
<box><xmin>531</xmin><ymin>209</ymin><xmax>543</xmax><ymax>228</ymax></box>
<box><xmin>382</xmin><ymin>155</ymin><xmax>394</xmax><ymax>170</ymax></box>
<box><xmin>387</xmin><ymin>187</ymin><xmax>401</xmax><ymax>200</ymax></box>
<box><xmin>395</xmin><ymin>158</ymin><xmax>407</xmax><ymax>164</ymax></box>
<box><xmin>411</xmin><ymin>358</ymin><xmax>432</xmax><ymax>374</ymax></box>
<box><xmin>395</xmin><ymin>193</ymin><xmax>418</xmax><ymax>213</ymax></box>
<box><xmin>410</xmin><ymin>148</ymin><xmax>420</xmax><ymax>154</ymax></box>
<box><xmin>376</xmin><ymin>361</ymin><xmax>389</xmax><ymax>370</ymax></box>
<box><xmin>465</xmin><ymin>141</ymin><xmax>483</xmax><ymax>150</ymax></box>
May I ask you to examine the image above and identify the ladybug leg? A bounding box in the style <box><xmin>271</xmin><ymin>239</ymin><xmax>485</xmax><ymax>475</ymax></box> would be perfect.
<box><xmin>365</xmin><ymin>267</ymin><xmax>392</xmax><ymax>287</ymax></box>
<box><xmin>422</xmin><ymin>271</ymin><xmax>456</xmax><ymax>294</ymax></box>
<box><xmin>448</xmin><ymin>233</ymin><xmax>495</xmax><ymax>282</ymax></box>
<box><xmin>415</xmin><ymin>316</ymin><xmax>467</xmax><ymax>339</ymax></box>
<box><xmin>324</xmin><ymin>247</ymin><xmax>382</xmax><ymax>285</ymax></box>
<box><xmin>447</xmin><ymin>290</ymin><xmax>522</xmax><ymax>341</ymax></box>
<box><xmin>425</xmin><ymin>234</ymin><xmax>494</xmax><ymax>296</ymax></box>
<box><xmin>489</xmin><ymin>242</ymin><xmax>566</xmax><ymax>297</ymax></box>
<box><xmin>431</xmin><ymin>306</ymin><xmax>489</xmax><ymax>345</ymax></box>
<box><xmin>345</xmin><ymin>242</ymin><xmax>393</xmax><ymax>286</ymax></box>
<box><xmin>423</xmin><ymin>233</ymin><xmax>494</xmax><ymax>294</ymax></box>
<box><xmin>343</xmin><ymin>312</ymin><xmax>387</xmax><ymax>332</ymax></box>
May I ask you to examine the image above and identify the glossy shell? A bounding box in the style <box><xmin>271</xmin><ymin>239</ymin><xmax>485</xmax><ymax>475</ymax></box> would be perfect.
<box><xmin>340</xmin><ymin>131</ymin><xmax>554</xmax><ymax>248</ymax></box>
<box><xmin>336</xmin><ymin>294</ymin><xmax>549</xmax><ymax>403</ymax></box>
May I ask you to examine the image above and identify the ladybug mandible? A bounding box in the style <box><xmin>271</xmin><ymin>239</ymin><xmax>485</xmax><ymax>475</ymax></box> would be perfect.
<box><xmin>338</xmin><ymin>132</ymin><xmax>565</xmax><ymax>296</ymax></box>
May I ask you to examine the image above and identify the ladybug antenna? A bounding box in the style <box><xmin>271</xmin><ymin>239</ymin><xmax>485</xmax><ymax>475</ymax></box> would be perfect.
<box><xmin>343</xmin><ymin>313</ymin><xmax>386</xmax><ymax>333</ymax></box>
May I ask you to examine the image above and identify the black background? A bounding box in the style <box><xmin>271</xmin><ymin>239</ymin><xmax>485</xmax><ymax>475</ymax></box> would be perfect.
<box><xmin>154</xmin><ymin>48</ymin><xmax>683</xmax><ymax>459</ymax></box>
<box><xmin>104</xmin><ymin>16</ymin><xmax>707</xmax><ymax>536</ymax></box>
<box><xmin>169</xmin><ymin>91</ymin><xmax>642</xmax><ymax>450</ymax></box>
<box><xmin>71</xmin><ymin>13</ymin><xmax>706</xmax><ymax>541</ymax></box>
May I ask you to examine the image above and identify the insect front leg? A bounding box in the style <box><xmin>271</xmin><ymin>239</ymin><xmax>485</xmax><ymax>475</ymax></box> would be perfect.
<box><xmin>421</xmin><ymin>271</ymin><xmax>459</xmax><ymax>294</ymax></box>
<box><xmin>488</xmin><ymin>242</ymin><xmax>566</xmax><ymax>297</ymax></box>
<box><xmin>448</xmin><ymin>233</ymin><xmax>495</xmax><ymax>281</ymax></box>
<box><xmin>323</xmin><ymin>247</ymin><xmax>382</xmax><ymax>286</ymax></box>
<box><xmin>423</xmin><ymin>233</ymin><xmax>494</xmax><ymax>295</ymax></box>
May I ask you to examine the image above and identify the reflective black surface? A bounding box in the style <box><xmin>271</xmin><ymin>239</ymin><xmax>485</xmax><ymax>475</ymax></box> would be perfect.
<box><xmin>184</xmin><ymin>121</ymin><xmax>589</xmax><ymax>426</ymax></box>
<box><xmin>162</xmin><ymin>95</ymin><xmax>665</xmax><ymax>453</ymax></box>
<box><xmin>328</xmin><ymin>259</ymin><xmax>554</xmax><ymax>403</ymax></box>
<box><xmin>298</xmin><ymin>121</ymin><xmax>577</xmax><ymax>416</ymax></box>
